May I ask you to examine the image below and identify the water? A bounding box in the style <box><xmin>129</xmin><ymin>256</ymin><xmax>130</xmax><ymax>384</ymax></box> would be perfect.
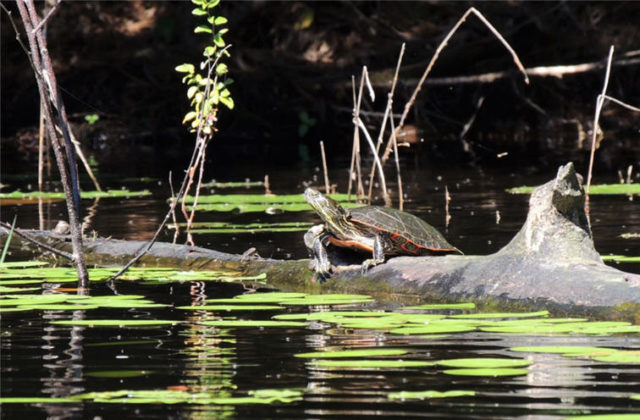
<box><xmin>1</xmin><ymin>165</ymin><xmax>639</xmax><ymax>418</ymax></box>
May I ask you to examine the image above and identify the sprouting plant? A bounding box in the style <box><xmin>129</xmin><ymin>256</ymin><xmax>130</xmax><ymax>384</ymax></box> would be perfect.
<box><xmin>84</xmin><ymin>113</ymin><xmax>100</xmax><ymax>125</ymax></box>
<box><xmin>171</xmin><ymin>0</ymin><xmax>234</xmax><ymax>246</ymax></box>
<box><xmin>175</xmin><ymin>0</ymin><xmax>233</xmax><ymax>136</ymax></box>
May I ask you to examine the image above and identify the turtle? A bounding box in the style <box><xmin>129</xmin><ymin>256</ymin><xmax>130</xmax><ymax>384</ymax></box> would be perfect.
<box><xmin>304</xmin><ymin>188</ymin><xmax>461</xmax><ymax>278</ymax></box>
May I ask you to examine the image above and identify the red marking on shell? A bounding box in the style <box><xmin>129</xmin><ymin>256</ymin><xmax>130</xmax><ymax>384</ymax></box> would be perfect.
<box><xmin>328</xmin><ymin>236</ymin><xmax>373</xmax><ymax>252</ymax></box>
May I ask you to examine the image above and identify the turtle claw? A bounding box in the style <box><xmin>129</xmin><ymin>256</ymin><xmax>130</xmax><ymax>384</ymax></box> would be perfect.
<box><xmin>360</xmin><ymin>259</ymin><xmax>375</xmax><ymax>275</ymax></box>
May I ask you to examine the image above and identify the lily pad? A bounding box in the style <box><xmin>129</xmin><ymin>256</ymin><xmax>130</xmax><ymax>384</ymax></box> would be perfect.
<box><xmin>295</xmin><ymin>348</ymin><xmax>409</xmax><ymax>358</ymax></box>
<box><xmin>388</xmin><ymin>390</ymin><xmax>476</xmax><ymax>400</ymax></box>
<box><xmin>591</xmin><ymin>351</ymin><xmax>640</xmax><ymax>364</ymax></box>
<box><xmin>602</xmin><ymin>255</ymin><xmax>640</xmax><ymax>263</ymax></box>
<box><xmin>0</xmin><ymin>261</ymin><xmax>49</xmax><ymax>268</ymax></box>
<box><xmin>309</xmin><ymin>359</ymin><xmax>434</xmax><ymax>368</ymax></box>
<box><xmin>199</xmin><ymin>320</ymin><xmax>307</xmax><ymax>328</ymax></box>
<box><xmin>390</xmin><ymin>324</ymin><xmax>476</xmax><ymax>335</ymax></box>
<box><xmin>18</xmin><ymin>304</ymin><xmax>100</xmax><ymax>311</ymax></box>
<box><xmin>85</xmin><ymin>370</ymin><xmax>151</xmax><ymax>378</ymax></box>
<box><xmin>0</xmin><ymin>388</ymin><xmax>304</xmax><ymax>405</ymax></box>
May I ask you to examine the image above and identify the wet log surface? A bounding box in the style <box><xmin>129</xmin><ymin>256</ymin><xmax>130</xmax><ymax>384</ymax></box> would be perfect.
<box><xmin>3</xmin><ymin>163</ymin><xmax>639</xmax><ymax>312</ymax></box>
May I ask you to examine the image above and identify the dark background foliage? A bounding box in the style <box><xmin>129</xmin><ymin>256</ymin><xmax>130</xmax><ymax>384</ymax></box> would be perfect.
<box><xmin>2</xmin><ymin>1</ymin><xmax>639</xmax><ymax>175</ymax></box>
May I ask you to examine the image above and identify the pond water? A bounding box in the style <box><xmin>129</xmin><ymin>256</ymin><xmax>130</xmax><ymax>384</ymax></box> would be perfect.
<box><xmin>1</xmin><ymin>164</ymin><xmax>639</xmax><ymax>418</ymax></box>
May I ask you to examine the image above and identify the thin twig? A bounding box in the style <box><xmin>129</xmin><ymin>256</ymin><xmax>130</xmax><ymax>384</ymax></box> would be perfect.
<box><xmin>388</xmin><ymin>111</ymin><xmax>404</xmax><ymax>210</ymax></box>
<box><xmin>31</xmin><ymin>0</ymin><xmax>60</xmax><ymax>33</ymax></box>
<box><xmin>65</xmin><ymin>127</ymin><xmax>103</xmax><ymax>191</ymax></box>
<box><xmin>0</xmin><ymin>221</ymin><xmax>74</xmax><ymax>261</ymax></box>
<box><xmin>586</xmin><ymin>46</ymin><xmax>615</xmax><ymax>195</ymax></box>
<box><xmin>319</xmin><ymin>140</ymin><xmax>331</xmax><ymax>193</ymax></box>
<box><xmin>356</xmin><ymin>116</ymin><xmax>390</xmax><ymax>206</ymax></box>
<box><xmin>371</xmin><ymin>57</ymin><xmax>640</xmax><ymax>87</ymax></box>
<box><xmin>347</xmin><ymin>76</ymin><xmax>357</xmax><ymax>198</ymax></box>
<box><xmin>168</xmin><ymin>171</ymin><xmax>179</xmax><ymax>243</ymax></box>
<box><xmin>601</xmin><ymin>94</ymin><xmax>640</xmax><ymax>112</ymax></box>
<box><xmin>445</xmin><ymin>186</ymin><xmax>451</xmax><ymax>229</ymax></box>
<box><xmin>381</xmin><ymin>7</ymin><xmax>528</xmax><ymax>164</ymax></box>
<box><xmin>38</xmin><ymin>101</ymin><xmax>45</xmax><ymax>192</ymax></box>
<box><xmin>367</xmin><ymin>43</ymin><xmax>405</xmax><ymax>203</ymax></box>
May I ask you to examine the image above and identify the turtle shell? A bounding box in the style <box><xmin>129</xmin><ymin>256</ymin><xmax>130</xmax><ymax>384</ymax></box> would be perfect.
<box><xmin>348</xmin><ymin>206</ymin><xmax>460</xmax><ymax>255</ymax></box>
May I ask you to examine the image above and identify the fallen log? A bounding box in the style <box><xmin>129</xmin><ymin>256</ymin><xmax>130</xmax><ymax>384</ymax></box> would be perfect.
<box><xmin>2</xmin><ymin>163</ymin><xmax>639</xmax><ymax>315</ymax></box>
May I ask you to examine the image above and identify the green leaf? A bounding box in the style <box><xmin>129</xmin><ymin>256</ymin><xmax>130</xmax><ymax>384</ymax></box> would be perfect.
<box><xmin>206</xmin><ymin>0</ymin><xmax>221</xmax><ymax>8</ymax></box>
<box><xmin>203</xmin><ymin>46</ymin><xmax>217</xmax><ymax>57</ymax></box>
<box><xmin>215</xmin><ymin>63</ymin><xmax>228</xmax><ymax>75</ymax></box>
<box><xmin>191</xmin><ymin>0</ymin><xmax>205</xmax><ymax>5</ymax></box>
<box><xmin>214</xmin><ymin>16</ymin><xmax>228</xmax><ymax>25</ymax></box>
<box><xmin>192</xmin><ymin>8</ymin><xmax>207</xmax><ymax>16</ymax></box>
<box><xmin>309</xmin><ymin>359</ymin><xmax>433</xmax><ymax>369</ymax></box>
<box><xmin>213</xmin><ymin>32</ymin><xmax>225</xmax><ymax>47</ymax></box>
<box><xmin>175</xmin><ymin>63</ymin><xmax>195</xmax><ymax>73</ymax></box>
<box><xmin>182</xmin><ymin>112</ymin><xmax>197</xmax><ymax>124</ymax></box>
<box><xmin>84</xmin><ymin>113</ymin><xmax>100</xmax><ymax>125</ymax></box>
<box><xmin>194</xmin><ymin>25</ymin><xmax>213</xmax><ymax>34</ymax></box>
<box><xmin>187</xmin><ymin>86</ymin><xmax>198</xmax><ymax>99</ymax></box>
<box><xmin>198</xmin><ymin>77</ymin><xmax>214</xmax><ymax>86</ymax></box>
<box><xmin>219</xmin><ymin>96</ymin><xmax>234</xmax><ymax>110</ymax></box>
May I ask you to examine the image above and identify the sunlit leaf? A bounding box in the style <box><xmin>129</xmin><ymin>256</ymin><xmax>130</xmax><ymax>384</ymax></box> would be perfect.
<box><xmin>175</xmin><ymin>63</ymin><xmax>195</xmax><ymax>73</ymax></box>
<box><xmin>194</xmin><ymin>25</ymin><xmax>213</xmax><ymax>34</ymax></box>
<box><xmin>214</xmin><ymin>16</ymin><xmax>228</xmax><ymax>25</ymax></box>
<box><xmin>199</xmin><ymin>320</ymin><xmax>307</xmax><ymax>328</ymax></box>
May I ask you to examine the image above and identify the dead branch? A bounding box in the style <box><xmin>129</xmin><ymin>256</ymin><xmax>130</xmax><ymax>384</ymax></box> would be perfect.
<box><xmin>381</xmin><ymin>7</ymin><xmax>529</xmax><ymax>164</ymax></box>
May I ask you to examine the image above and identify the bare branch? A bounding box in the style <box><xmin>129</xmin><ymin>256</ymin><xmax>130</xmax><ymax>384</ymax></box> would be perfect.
<box><xmin>31</xmin><ymin>0</ymin><xmax>61</xmax><ymax>33</ymax></box>
<box><xmin>586</xmin><ymin>46</ymin><xmax>615</xmax><ymax>194</ymax></box>
<box><xmin>382</xmin><ymin>7</ymin><xmax>528</xmax><ymax>164</ymax></box>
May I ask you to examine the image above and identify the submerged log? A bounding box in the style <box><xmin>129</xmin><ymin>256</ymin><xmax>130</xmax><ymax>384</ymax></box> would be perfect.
<box><xmin>2</xmin><ymin>163</ymin><xmax>639</xmax><ymax>312</ymax></box>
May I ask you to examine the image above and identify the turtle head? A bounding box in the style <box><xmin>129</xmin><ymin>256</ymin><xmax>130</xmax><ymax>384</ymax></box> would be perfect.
<box><xmin>304</xmin><ymin>188</ymin><xmax>349</xmax><ymax>227</ymax></box>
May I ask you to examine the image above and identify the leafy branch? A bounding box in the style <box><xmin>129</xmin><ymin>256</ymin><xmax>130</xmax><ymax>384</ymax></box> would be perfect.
<box><xmin>175</xmin><ymin>0</ymin><xmax>233</xmax><ymax>136</ymax></box>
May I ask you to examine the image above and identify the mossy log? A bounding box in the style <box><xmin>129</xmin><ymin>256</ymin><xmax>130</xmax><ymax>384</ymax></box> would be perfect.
<box><xmin>2</xmin><ymin>163</ymin><xmax>639</xmax><ymax>313</ymax></box>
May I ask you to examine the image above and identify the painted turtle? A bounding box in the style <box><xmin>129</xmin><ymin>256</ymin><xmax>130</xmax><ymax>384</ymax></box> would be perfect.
<box><xmin>304</xmin><ymin>188</ymin><xmax>461</xmax><ymax>278</ymax></box>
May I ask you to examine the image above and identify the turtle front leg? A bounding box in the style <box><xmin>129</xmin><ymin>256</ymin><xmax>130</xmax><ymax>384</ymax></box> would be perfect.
<box><xmin>304</xmin><ymin>224</ymin><xmax>332</xmax><ymax>279</ymax></box>
<box><xmin>361</xmin><ymin>234</ymin><xmax>387</xmax><ymax>274</ymax></box>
